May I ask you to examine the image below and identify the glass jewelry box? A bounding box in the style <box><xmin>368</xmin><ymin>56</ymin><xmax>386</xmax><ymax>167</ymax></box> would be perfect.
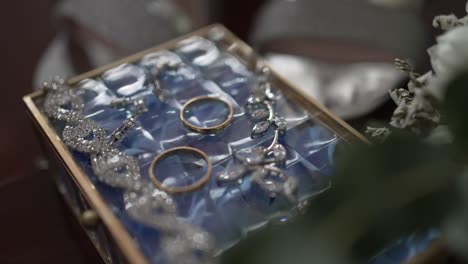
<box><xmin>23</xmin><ymin>24</ymin><xmax>375</xmax><ymax>264</ymax></box>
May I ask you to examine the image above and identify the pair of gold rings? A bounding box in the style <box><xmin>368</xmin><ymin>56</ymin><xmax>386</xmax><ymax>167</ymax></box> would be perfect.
<box><xmin>149</xmin><ymin>96</ymin><xmax>233</xmax><ymax>194</ymax></box>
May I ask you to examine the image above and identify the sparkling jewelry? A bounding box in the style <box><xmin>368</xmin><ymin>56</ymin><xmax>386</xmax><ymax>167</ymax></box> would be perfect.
<box><xmin>124</xmin><ymin>184</ymin><xmax>216</xmax><ymax>264</ymax></box>
<box><xmin>41</xmin><ymin>77</ymin><xmax>216</xmax><ymax>264</ymax></box>
<box><xmin>247</xmin><ymin>67</ymin><xmax>287</xmax><ymax>137</ymax></box>
<box><xmin>63</xmin><ymin>119</ymin><xmax>107</xmax><ymax>153</ymax></box>
<box><xmin>109</xmin><ymin>60</ymin><xmax>182</xmax><ymax>104</ymax></box>
<box><xmin>149</xmin><ymin>146</ymin><xmax>212</xmax><ymax>194</ymax></box>
<box><xmin>151</xmin><ymin>61</ymin><xmax>183</xmax><ymax>102</ymax></box>
<box><xmin>180</xmin><ymin>96</ymin><xmax>234</xmax><ymax>134</ymax></box>
<box><xmin>91</xmin><ymin>148</ymin><xmax>141</xmax><ymax>189</ymax></box>
<box><xmin>217</xmin><ymin>66</ymin><xmax>298</xmax><ymax>201</ymax></box>
<box><xmin>108</xmin><ymin>99</ymin><xmax>148</xmax><ymax>147</ymax></box>
<box><xmin>109</xmin><ymin>96</ymin><xmax>135</xmax><ymax>108</ymax></box>
<box><xmin>43</xmin><ymin>78</ymin><xmax>84</xmax><ymax>123</ymax></box>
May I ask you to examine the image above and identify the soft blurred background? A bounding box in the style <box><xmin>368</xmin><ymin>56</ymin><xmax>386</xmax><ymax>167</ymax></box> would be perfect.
<box><xmin>1</xmin><ymin>0</ymin><xmax>467</xmax><ymax>263</ymax></box>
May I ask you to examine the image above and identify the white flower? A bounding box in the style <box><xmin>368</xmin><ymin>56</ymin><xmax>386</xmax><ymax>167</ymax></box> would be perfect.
<box><xmin>389</xmin><ymin>88</ymin><xmax>411</xmax><ymax>105</ymax></box>
<box><xmin>408</xmin><ymin>71</ymin><xmax>433</xmax><ymax>93</ymax></box>
<box><xmin>426</xmin><ymin>25</ymin><xmax>468</xmax><ymax>100</ymax></box>
<box><xmin>429</xmin><ymin>26</ymin><xmax>468</xmax><ymax>76</ymax></box>
<box><xmin>389</xmin><ymin>87</ymin><xmax>440</xmax><ymax>133</ymax></box>
<box><xmin>433</xmin><ymin>14</ymin><xmax>463</xmax><ymax>31</ymax></box>
<box><xmin>365</xmin><ymin>127</ymin><xmax>391</xmax><ymax>143</ymax></box>
<box><xmin>389</xmin><ymin>98</ymin><xmax>411</xmax><ymax>129</ymax></box>
<box><xmin>433</xmin><ymin>1</ymin><xmax>468</xmax><ymax>31</ymax></box>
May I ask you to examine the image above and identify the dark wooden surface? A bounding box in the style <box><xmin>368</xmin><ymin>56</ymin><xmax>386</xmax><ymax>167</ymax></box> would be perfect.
<box><xmin>0</xmin><ymin>171</ymin><xmax>102</xmax><ymax>263</ymax></box>
<box><xmin>0</xmin><ymin>0</ymin><xmax>466</xmax><ymax>263</ymax></box>
<box><xmin>0</xmin><ymin>1</ymin><xmax>102</xmax><ymax>263</ymax></box>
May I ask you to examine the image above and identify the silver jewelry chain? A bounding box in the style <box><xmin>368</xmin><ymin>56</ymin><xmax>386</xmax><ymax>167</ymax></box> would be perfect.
<box><xmin>217</xmin><ymin>66</ymin><xmax>298</xmax><ymax>202</ymax></box>
<box><xmin>42</xmin><ymin>76</ymin><xmax>217</xmax><ymax>264</ymax></box>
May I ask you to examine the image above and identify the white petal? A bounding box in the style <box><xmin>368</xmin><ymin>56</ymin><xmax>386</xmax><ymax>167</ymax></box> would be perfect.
<box><xmin>429</xmin><ymin>26</ymin><xmax>468</xmax><ymax>76</ymax></box>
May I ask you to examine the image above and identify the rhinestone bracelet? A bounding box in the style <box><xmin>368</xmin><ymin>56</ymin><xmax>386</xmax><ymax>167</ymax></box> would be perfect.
<box><xmin>42</xmin><ymin>77</ymin><xmax>217</xmax><ymax>264</ymax></box>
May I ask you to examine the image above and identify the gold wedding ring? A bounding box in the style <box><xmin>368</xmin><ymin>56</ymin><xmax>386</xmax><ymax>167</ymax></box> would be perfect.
<box><xmin>180</xmin><ymin>96</ymin><xmax>234</xmax><ymax>134</ymax></box>
<box><xmin>149</xmin><ymin>147</ymin><xmax>212</xmax><ymax>194</ymax></box>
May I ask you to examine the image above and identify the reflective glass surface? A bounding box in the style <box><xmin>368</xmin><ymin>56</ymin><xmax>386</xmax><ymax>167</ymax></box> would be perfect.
<box><xmin>49</xmin><ymin>36</ymin><xmax>341</xmax><ymax>262</ymax></box>
<box><xmin>371</xmin><ymin>230</ymin><xmax>440</xmax><ymax>264</ymax></box>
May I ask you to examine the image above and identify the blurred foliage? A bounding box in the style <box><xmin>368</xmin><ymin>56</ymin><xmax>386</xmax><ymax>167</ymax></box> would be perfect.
<box><xmin>444</xmin><ymin>72</ymin><xmax>468</xmax><ymax>151</ymax></box>
<box><xmin>222</xmin><ymin>72</ymin><xmax>468</xmax><ymax>264</ymax></box>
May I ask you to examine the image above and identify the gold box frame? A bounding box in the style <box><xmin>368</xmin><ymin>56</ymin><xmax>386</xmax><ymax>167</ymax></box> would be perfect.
<box><xmin>22</xmin><ymin>24</ymin><xmax>374</xmax><ymax>264</ymax></box>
